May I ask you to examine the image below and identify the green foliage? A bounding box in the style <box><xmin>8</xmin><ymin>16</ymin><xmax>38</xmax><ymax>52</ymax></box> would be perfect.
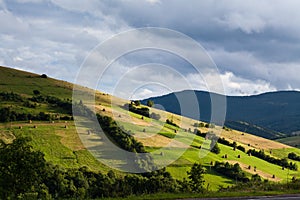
<box><xmin>147</xmin><ymin>100</ymin><xmax>154</xmax><ymax>107</ymax></box>
<box><xmin>166</xmin><ymin>119</ymin><xmax>179</xmax><ymax>128</ymax></box>
<box><xmin>187</xmin><ymin>163</ymin><xmax>206</xmax><ymax>193</ymax></box>
<box><xmin>133</xmin><ymin>100</ymin><xmax>141</xmax><ymax>106</ymax></box>
<box><xmin>0</xmin><ymin>138</ymin><xmax>182</xmax><ymax>199</ymax></box>
<box><xmin>96</xmin><ymin>114</ymin><xmax>157</xmax><ymax>172</ymax></box>
<box><xmin>0</xmin><ymin>137</ymin><xmax>47</xmax><ymax>199</ymax></box>
<box><xmin>213</xmin><ymin>162</ymin><xmax>249</xmax><ymax>183</ymax></box>
<box><xmin>288</xmin><ymin>152</ymin><xmax>300</xmax><ymax>162</ymax></box>
<box><xmin>211</xmin><ymin>143</ymin><xmax>221</xmax><ymax>154</ymax></box>
<box><xmin>193</xmin><ymin>122</ymin><xmax>205</xmax><ymax>128</ymax></box>
<box><xmin>41</xmin><ymin>74</ymin><xmax>48</xmax><ymax>78</ymax></box>
<box><xmin>247</xmin><ymin>149</ymin><xmax>298</xmax><ymax>170</ymax></box>
<box><xmin>124</xmin><ymin>103</ymin><xmax>150</xmax><ymax>117</ymax></box>
<box><xmin>0</xmin><ymin>92</ymin><xmax>24</xmax><ymax>102</ymax></box>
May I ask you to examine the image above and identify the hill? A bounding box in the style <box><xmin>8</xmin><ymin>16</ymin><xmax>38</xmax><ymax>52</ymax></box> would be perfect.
<box><xmin>1</xmin><ymin>66</ymin><xmax>300</xmax><ymax>194</ymax></box>
<box><xmin>141</xmin><ymin>90</ymin><xmax>300</xmax><ymax>139</ymax></box>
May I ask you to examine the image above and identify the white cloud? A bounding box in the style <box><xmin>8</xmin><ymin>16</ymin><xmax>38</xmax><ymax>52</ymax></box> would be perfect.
<box><xmin>216</xmin><ymin>13</ymin><xmax>266</xmax><ymax>34</ymax></box>
<box><xmin>220</xmin><ymin>72</ymin><xmax>276</xmax><ymax>96</ymax></box>
<box><xmin>1</xmin><ymin>0</ymin><xmax>300</xmax><ymax>98</ymax></box>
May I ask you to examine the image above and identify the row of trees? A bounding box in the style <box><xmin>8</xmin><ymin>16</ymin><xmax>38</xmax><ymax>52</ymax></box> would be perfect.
<box><xmin>217</xmin><ymin>137</ymin><xmax>245</xmax><ymax>152</ymax></box>
<box><xmin>0</xmin><ymin>107</ymin><xmax>72</xmax><ymax>122</ymax></box>
<box><xmin>166</xmin><ymin>119</ymin><xmax>180</xmax><ymax>128</ymax></box>
<box><xmin>193</xmin><ymin>130</ymin><xmax>244</xmax><ymax>153</ymax></box>
<box><xmin>247</xmin><ymin>149</ymin><xmax>297</xmax><ymax>170</ymax></box>
<box><xmin>29</xmin><ymin>95</ymin><xmax>72</xmax><ymax>114</ymax></box>
<box><xmin>213</xmin><ymin>161</ymin><xmax>250</xmax><ymax>183</ymax></box>
<box><xmin>124</xmin><ymin>103</ymin><xmax>150</xmax><ymax>118</ymax></box>
<box><xmin>288</xmin><ymin>152</ymin><xmax>300</xmax><ymax>162</ymax></box>
<box><xmin>0</xmin><ymin>136</ymin><xmax>208</xmax><ymax>199</ymax></box>
<box><xmin>0</xmin><ymin>108</ymin><xmax>54</xmax><ymax>122</ymax></box>
<box><xmin>0</xmin><ymin>92</ymin><xmax>23</xmax><ymax>102</ymax></box>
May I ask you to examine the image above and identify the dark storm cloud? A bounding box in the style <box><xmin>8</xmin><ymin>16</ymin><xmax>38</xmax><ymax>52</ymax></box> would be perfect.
<box><xmin>0</xmin><ymin>0</ymin><xmax>299</xmax><ymax>98</ymax></box>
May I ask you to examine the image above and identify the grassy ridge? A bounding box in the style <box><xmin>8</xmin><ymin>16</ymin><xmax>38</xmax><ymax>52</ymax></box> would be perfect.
<box><xmin>1</xmin><ymin>66</ymin><xmax>300</xmax><ymax>191</ymax></box>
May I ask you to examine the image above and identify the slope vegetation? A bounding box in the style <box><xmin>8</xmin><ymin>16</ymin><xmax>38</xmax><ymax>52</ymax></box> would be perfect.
<box><xmin>1</xmin><ymin>66</ymin><xmax>300</xmax><ymax>191</ymax></box>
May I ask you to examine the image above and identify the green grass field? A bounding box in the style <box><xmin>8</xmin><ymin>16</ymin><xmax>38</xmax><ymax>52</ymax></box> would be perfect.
<box><xmin>1</xmin><ymin>66</ymin><xmax>300</xmax><ymax>192</ymax></box>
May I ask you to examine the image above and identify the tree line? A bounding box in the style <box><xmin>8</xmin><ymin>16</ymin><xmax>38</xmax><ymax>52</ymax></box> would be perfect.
<box><xmin>247</xmin><ymin>149</ymin><xmax>297</xmax><ymax>170</ymax></box>
<box><xmin>0</xmin><ymin>92</ymin><xmax>72</xmax><ymax>122</ymax></box>
<box><xmin>288</xmin><ymin>152</ymin><xmax>300</xmax><ymax>162</ymax></box>
<box><xmin>0</xmin><ymin>136</ymin><xmax>209</xmax><ymax>199</ymax></box>
<box><xmin>213</xmin><ymin>161</ymin><xmax>250</xmax><ymax>182</ymax></box>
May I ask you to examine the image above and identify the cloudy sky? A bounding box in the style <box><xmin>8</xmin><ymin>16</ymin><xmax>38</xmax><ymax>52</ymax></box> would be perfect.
<box><xmin>0</xmin><ymin>0</ymin><xmax>300</xmax><ymax>99</ymax></box>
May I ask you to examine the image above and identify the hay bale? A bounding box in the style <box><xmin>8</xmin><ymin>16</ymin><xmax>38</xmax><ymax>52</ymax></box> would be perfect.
<box><xmin>64</xmin><ymin>125</ymin><xmax>68</xmax><ymax>129</ymax></box>
<box><xmin>19</xmin><ymin>126</ymin><xmax>22</xmax><ymax>129</ymax></box>
<box><xmin>33</xmin><ymin>125</ymin><xmax>37</xmax><ymax>128</ymax></box>
<box><xmin>29</xmin><ymin>120</ymin><xmax>32</xmax><ymax>124</ymax></box>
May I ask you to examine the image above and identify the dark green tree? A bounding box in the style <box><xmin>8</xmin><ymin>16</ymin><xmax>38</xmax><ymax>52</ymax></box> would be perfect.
<box><xmin>0</xmin><ymin>137</ymin><xmax>47</xmax><ymax>199</ymax></box>
<box><xmin>133</xmin><ymin>100</ymin><xmax>141</xmax><ymax>106</ymax></box>
<box><xmin>147</xmin><ymin>100</ymin><xmax>154</xmax><ymax>107</ymax></box>
<box><xmin>211</xmin><ymin>143</ymin><xmax>221</xmax><ymax>154</ymax></box>
<box><xmin>187</xmin><ymin>163</ymin><xmax>206</xmax><ymax>193</ymax></box>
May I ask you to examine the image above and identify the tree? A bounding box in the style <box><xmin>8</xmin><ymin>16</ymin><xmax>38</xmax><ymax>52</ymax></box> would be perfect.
<box><xmin>233</xmin><ymin>141</ymin><xmax>237</xmax><ymax>150</ymax></box>
<box><xmin>41</xmin><ymin>74</ymin><xmax>48</xmax><ymax>78</ymax></box>
<box><xmin>187</xmin><ymin>163</ymin><xmax>206</xmax><ymax>192</ymax></box>
<box><xmin>133</xmin><ymin>100</ymin><xmax>141</xmax><ymax>106</ymax></box>
<box><xmin>147</xmin><ymin>100</ymin><xmax>154</xmax><ymax>107</ymax></box>
<box><xmin>0</xmin><ymin>137</ymin><xmax>47</xmax><ymax>199</ymax></box>
<box><xmin>211</xmin><ymin>143</ymin><xmax>221</xmax><ymax>154</ymax></box>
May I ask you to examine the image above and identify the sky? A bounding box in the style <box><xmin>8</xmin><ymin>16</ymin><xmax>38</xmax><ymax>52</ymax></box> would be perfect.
<box><xmin>0</xmin><ymin>0</ymin><xmax>300</xmax><ymax>99</ymax></box>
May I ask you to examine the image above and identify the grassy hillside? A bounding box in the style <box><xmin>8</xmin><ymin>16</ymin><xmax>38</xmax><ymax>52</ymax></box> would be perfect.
<box><xmin>276</xmin><ymin>136</ymin><xmax>300</xmax><ymax>148</ymax></box>
<box><xmin>1</xmin><ymin>66</ymin><xmax>300</xmax><ymax>191</ymax></box>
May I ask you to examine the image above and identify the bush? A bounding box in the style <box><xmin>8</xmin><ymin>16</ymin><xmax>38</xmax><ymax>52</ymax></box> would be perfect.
<box><xmin>147</xmin><ymin>100</ymin><xmax>154</xmax><ymax>107</ymax></box>
<box><xmin>166</xmin><ymin>119</ymin><xmax>179</xmax><ymax>128</ymax></box>
<box><xmin>211</xmin><ymin>143</ymin><xmax>221</xmax><ymax>154</ymax></box>
<box><xmin>150</xmin><ymin>112</ymin><xmax>161</xmax><ymax>120</ymax></box>
<box><xmin>288</xmin><ymin>152</ymin><xmax>300</xmax><ymax>161</ymax></box>
<box><xmin>41</xmin><ymin>74</ymin><xmax>47</xmax><ymax>78</ymax></box>
<box><xmin>33</xmin><ymin>90</ymin><xmax>40</xmax><ymax>95</ymax></box>
<box><xmin>124</xmin><ymin>103</ymin><xmax>150</xmax><ymax>117</ymax></box>
<box><xmin>213</xmin><ymin>161</ymin><xmax>249</xmax><ymax>183</ymax></box>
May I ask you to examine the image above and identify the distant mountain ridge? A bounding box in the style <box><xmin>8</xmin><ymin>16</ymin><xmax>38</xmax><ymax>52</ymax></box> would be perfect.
<box><xmin>141</xmin><ymin>90</ymin><xmax>300</xmax><ymax>139</ymax></box>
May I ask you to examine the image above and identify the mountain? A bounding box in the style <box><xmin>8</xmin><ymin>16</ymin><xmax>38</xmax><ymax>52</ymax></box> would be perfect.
<box><xmin>2</xmin><ymin>66</ymin><xmax>300</xmax><ymax>193</ymax></box>
<box><xmin>141</xmin><ymin>90</ymin><xmax>300</xmax><ymax>139</ymax></box>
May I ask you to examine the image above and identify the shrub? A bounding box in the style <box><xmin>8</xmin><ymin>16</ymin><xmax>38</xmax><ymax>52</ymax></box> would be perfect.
<box><xmin>41</xmin><ymin>74</ymin><xmax>47</xmax><ymax>78</ymax></box>
<box><xmin>150</xmin><ymin>112</ymin><xmax>161</xmax><ymax>120</ymax></box>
